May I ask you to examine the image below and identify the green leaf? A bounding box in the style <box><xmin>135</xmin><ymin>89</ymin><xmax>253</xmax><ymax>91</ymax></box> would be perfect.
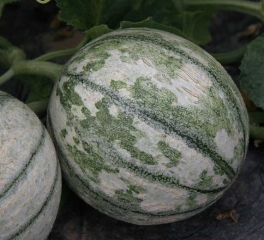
<box><xmin>122</xmin><ymin>1</ymin><xmax>213</xmax><ymax>45</ymax></box>
<box><xmin>85</xmin><ymin>24</ymin><xmax>113</xmax><ymax>41</ymax></box>
<box><xmin>123</xmin><ymin>0</ymin><xmax>184</xmax><ymax>30</ymax></box>
<box><xmin>55</xmin><ymin>0</ymin><xmax>213</xmax><ymax>45</ymax></box>
<box><xmin>55</xmin><ymin>0</ymin><xmax>133</xmax><ymax>30</ymax></box>
<box><xmin>19</xmin><ymin>75</ymin><xmax>54</xmax><ymax>103</ymax></box>
<box><xmin>120</xmin><ymin>18</ymin><xmax>187</xmax><ymax>39</ymax></box>
<box><xmin>239</xmin><ymin>34</ymin><xmax>264</xmax><ymax>110</ymax></box>
<box><xmin>0</xmin><ymin>0</ymin><xmax>20</xmax><ymax>19</ymax></box>
<box><xmin>182</xmin><ymin>11</ymin><xmax>213</xmax><ymax>46</ymax></box>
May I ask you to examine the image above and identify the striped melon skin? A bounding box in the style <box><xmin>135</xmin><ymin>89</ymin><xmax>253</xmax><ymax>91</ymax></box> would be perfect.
<box><xmin>0</xmin><ymin>91</ymin><xmax>61</xmax><ymax>239</ymax></box>
<box><xmin>48</xmin><ymin>28</ymin><xmax>249</xmax><ymax>225</ymax></box>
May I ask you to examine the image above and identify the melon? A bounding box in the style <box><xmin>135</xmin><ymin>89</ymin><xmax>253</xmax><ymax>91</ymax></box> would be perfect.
<box><xmin>0</xmin><ymin>91</ymin><xmax>62</xmax><ymax>239</ymax></box>
<box><xmin>48</xmin><ymin>28</ymin><xmax>249</xmax><ymax>225</ymax></box>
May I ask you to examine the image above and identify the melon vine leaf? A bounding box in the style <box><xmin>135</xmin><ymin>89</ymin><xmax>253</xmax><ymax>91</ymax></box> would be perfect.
<box><xmin>182</xmin><ymin>11</ymin><xmax>214</xmax><ymax>46</ymax></box>
<box><xmin>239</xmin><ymin>34</ymin><xmax>264</xmax><ymax>110</ymax></box>
<box><xmin>84</xmin><ymin>24</ymin><xmax>113</xmax><ymax>41</ymax></box>
<box><xmin>120</xmin><ymin>18</ymin><xmax>187</xmax><ymax>39</ymax></box>
<box><xmin>55</xmin><ymin>0</ymin><xmax>133</xmax><ymax>30</ymax></box>
<box><xmin>123</xmin><ymin>0</ymin><xmax>178</xmax><ymax>24</ymax></box>
<box><xmin>122</xmin><ymin>0</ymin><xmax>213</xmax><ymax>45</ymax></box>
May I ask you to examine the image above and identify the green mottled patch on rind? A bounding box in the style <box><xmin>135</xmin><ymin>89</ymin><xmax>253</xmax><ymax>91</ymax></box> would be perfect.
<box><xmin>73</xmin><ymin>137</ymin><xmax>80</xmax><ymax>145</ymax></box>
<box><xmin>83</xmin><ymin>52</ymin><xmax>111</xmax><ymax>72</ymax></box>
<box><xmin>158</xmin><ymin>141</ymin><xmax>181</xmax><ymax>168</ymax></box>
<box><xmin>61</xmin><ymin>80</ymin><xmax>83</xmax><ymax>109</ymax></box>
<box><xmin>198</xmin><ymin>170</ymin><xmax>213</xmax><ymax>188</ymax></box>
<box><xmin>61</xmin><ymin>129</ymin><xmax>67</xmax><ymax>138</ymax></box>
<box><xmin>186</xmin><ymin>193</ymin><xmax>198</xmax><ymax>209</ymax></box>
<box><xmin>115</xmin><ymin>184</ymin><xmax>145</xmax><ymax>209</ymax></box>
<box><xmin>213</xmin><ymin>165</ymin><xmax>225</xmax><ymax>176</ymax></box>
<box><xmin>131</xmin><ymin>76</ymin><xmax>178</xmax><ymax>109</ymax></box>
<box><xmin>85</xmin><ymin>98</ymin><xmax>155</xmax><ymax>165</ymax></box>
<box><xmin>110</xmin><ymin>80</ymin><xmax>127</xmax><ymax>90</ymax></box>
<box><xmin>118</xmin><ymin>42</ymin><xmax>183</xmax><ymax>79</ymax></box>
<box><xmin>66</xmin><ymin>141</ymin><xmax>117</xmax><ymax>183</ymax></box>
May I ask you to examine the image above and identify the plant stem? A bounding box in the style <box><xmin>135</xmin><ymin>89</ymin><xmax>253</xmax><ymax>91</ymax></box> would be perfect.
<box><xmin>0</xmin><ymin>49</ymin><xmax>10</xmax><ymax>68</ymax></box>
<box><xmin>249</xmin><ymin>112</ymin><xmax>264</xmax><ymax>124</ymax></box>
<box><xmin>11</xmin><ymin>61</ymin><xmax>63</xmax><ymax>83</ymax></box>
<box><xmin>0</xmin><ymin>47</ymin><xmax>26</xmax><ymax>69</ymax></box>
<box><xmin>250</xmin><ymin>125</ymin><xmax>264</xmax><ymax>140</ymax></box>
<box><xmin>27</xmin><ymin>99</ymin><xmax>49</xmax><ymax>115</ymax></box>
<box><xmin>34</xmin><ymin>48</ymin><xmax>78</xmax><ymax>62</ymax></box>
<box><xmin>211</xmin><ymin>45</ymin><xmax>247</xmax><ymax>65</ymax></box>
<box><xmin>183</xmin><ymin>0</ymin><xmax>264</xmax><ymax>20</ymax></box>
<box><xmin>35</xmin><ymin>34</ymin><xmax>89</xmax><ymax>61</ymax></box>
<box><xmin>0</xmin><ymin>69</ymin><xmax>15</xmax><ymax>85</ymax></box>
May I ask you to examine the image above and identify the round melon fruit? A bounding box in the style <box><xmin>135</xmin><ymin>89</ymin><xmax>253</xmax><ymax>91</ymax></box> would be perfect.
<box><xmin>0</xmin><ymin>91</ymin><xmax>62</xmax><ymax>239</ymax></box>
<box><xmin>48</xmin><ymin>28</ymin><xmax>249</xmax><ymax>225</ymax></box>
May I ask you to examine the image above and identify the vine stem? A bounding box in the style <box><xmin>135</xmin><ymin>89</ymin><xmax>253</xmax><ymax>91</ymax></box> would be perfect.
<box><xmin>27</xmin><ymin>99</ymin><xmax>49</xmax><ymax>115</ymax></box>
<box><xmin>212</xmin><ymin>45</ymin><xmax>247</xmax><ymax>65</ymax></box>
<box><xmin>0</xmin><ymin>69</ymin><xmax>15</xmax><ymax>85</ymax></box>
<box><xmin>35</xmin><ymin>34</ymin><xmax>89</xmax><ymax>61</ymax></box>
<box><xmin>11</xmin><ymin>61</ymin><xmax>63</xmax><ymax>83</ymax></box>
<box><xmin>249</xmin><ymin>112</ymin><xmax>264</xmax><ymax>124</ymax></box>
<box><xmin>250</xmin><ymin>125</ymin><xmax>264</xmax><ymax>140</ymax></box>
<box><xmin>183</xmin><ymin>0</ymin><xmax>264</xmax><ymax>20</ymax></box>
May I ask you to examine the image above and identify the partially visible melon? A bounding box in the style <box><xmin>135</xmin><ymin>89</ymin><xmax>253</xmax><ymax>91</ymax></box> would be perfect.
<box><xmin>48</xmin><ymin>28</ymin><xmax>249</xmax><ymax>225</ymax></box>
<box><xmin>0</xmin><ymin>91</ymin><xmax>61</xmax><ymax>240</ymax></box>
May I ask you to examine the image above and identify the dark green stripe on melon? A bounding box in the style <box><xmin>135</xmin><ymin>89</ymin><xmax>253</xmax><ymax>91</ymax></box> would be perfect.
<box><xmin>6</xmin><ymin>156</ymin><xmax>60</xmax><ymax>240</ymax></box>
<box><xmin>0</xmin><ymin>125</ymin><xmax>45</xmax><ymax>199</ymax></box>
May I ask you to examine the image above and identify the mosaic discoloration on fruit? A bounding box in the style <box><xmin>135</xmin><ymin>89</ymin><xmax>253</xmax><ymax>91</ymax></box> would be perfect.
<box><xmin>48</xmin><ymin>28</ymin><xmax>249</xmax><ymax>225</ymax></box>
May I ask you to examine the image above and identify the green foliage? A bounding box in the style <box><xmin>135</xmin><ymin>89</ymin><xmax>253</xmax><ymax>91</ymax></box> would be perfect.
<box><xmin>123</xmin><ymin>0</ymin><xmax>214</xmax><ymax>45</ymax></box>
<box><xmin>55</xmin><ymin>0</ymin><xmax>213</xmax><ymax>46</ymax></box>
<box><xmin>120</xmin><ymin>18</ymin><xmax>187</xmax><ymax>39</ymax></box>
<box><xmin>55</xmin><ymin>0</ymin><xmax>133</xmax><ymax>30</ymax></box>
<box><xmin>181</xmin><ymin>11</ymin><xmax>213</xmax><ymax>46</ymax></box>
<box><xmin>239</xmin><ymin>34</ymin><xmax>264</xmax><ymax>110</ymax></box>
<box><xmin>84</xmin><ymin>24</ymin><xmax>113</xmax><ymax>41</ymax></box>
